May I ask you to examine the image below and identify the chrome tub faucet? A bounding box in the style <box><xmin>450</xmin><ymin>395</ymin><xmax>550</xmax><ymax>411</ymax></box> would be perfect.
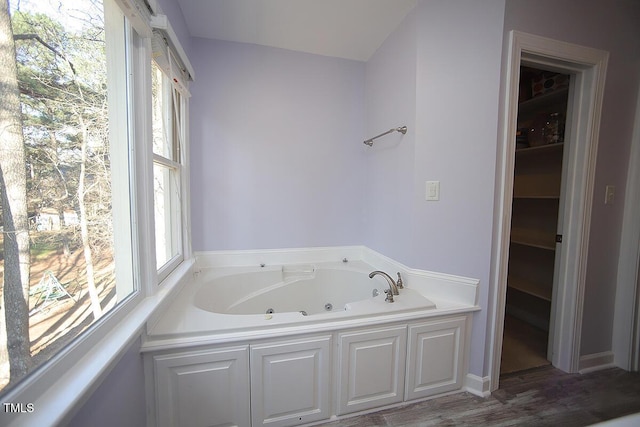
<box><xmin>369</xmin><ymin>270</ymin><xmax>400</xmax><ymax>302</ymax></box>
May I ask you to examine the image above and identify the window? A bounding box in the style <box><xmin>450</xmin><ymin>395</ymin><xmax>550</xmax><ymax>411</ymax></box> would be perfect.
<box><xmin>0</xmin><ymin>0</ymin><xmax>135</xmax><ymax>395</ymax></box>
<box><xmin>151</xmin><ymin>35</ymin><xmax>187</xmax><ymax>279</ymax></box>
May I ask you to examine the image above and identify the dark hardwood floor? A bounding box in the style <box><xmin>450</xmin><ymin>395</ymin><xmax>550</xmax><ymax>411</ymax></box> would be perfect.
<box><xmin>317</xmin><ymin>366</ymin><xmax>640</xmax><ymax>426</ymax></box>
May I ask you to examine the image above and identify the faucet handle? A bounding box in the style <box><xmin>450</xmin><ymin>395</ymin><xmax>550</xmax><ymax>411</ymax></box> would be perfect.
<box><xmin>396</xmin><ymin>272</ymin><xmax>404</xmax><ymax>289</ymax></box>
<box><xmin>384</xmin><ymin>289</ymin><xmax>394</xmax><ymax>303</ymax></box>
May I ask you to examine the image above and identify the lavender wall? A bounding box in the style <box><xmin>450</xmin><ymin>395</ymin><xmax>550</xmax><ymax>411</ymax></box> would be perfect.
<box><xmin>413</xmin><ymin>0</ymin><xmax>505</xmax><ymax>376</ymax></box>
<box><xmin>189</xmin><ymin>39</ymin><xmax>366</xmax><ymax>250</ymax></box>
<box><xmin>167</xmin><ymin>0</ymin><xmax>640</xmax><ymax>386</ymax></box>
<box><xmin>364</xmin><ymin>0</ymin><xmax>505</xmax><ymax>377</ymax></box>
<box><xmin>187</xmin><ymin>2</ymin><xmax>503</xmax><ymax>378</ymax></box>
<box><xmin>503</xmin><ymin>0</ymin><xmax>640</xmax><ymax>360</ymax></box>
<box><xmin>66</xmin><ymin>338</ymin><xmax>146</xmax><ymax>427</ymax></box>
<box><xmin>68</xmin><ymin>2</ymin><xmax>640</xmax><ymax>419</ymax></box>
<box><xmin>363</xmin><ymin>9</ymin><xmax>418</xmax><ymax>264</ymax></box>
<box><xmin>363</xmin><ymin>0</ymin><xmax>640</xmax><ymax>377</ymax></box>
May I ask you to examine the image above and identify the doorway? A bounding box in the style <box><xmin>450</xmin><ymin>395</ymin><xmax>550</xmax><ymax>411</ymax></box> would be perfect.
<box><xmin>500</xmin><ymin>66</ymin><xmax>570</xmax><ymax>375</ymax></box>
<box><xmin>489</xmin><ymin>31</ymin><xmax>609</xmax><ymax>391</ymax></box>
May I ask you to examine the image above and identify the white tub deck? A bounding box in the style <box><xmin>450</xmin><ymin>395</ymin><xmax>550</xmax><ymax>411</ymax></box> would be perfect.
<box><xmin>143</xmin><ymin>248</ymin><xmax>480</xmax><ymax>352</ymax></box>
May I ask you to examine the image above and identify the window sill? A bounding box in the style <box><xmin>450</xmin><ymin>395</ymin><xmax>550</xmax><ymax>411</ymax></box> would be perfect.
<box><xmin>0</xmin><ymin>258</ymin><xmax>195</xmax><ymax>427</ymax></box>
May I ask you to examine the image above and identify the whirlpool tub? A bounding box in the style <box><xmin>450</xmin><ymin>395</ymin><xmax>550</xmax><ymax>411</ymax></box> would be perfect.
<box><xmin>144</xmin><ymin>248</ymin><xmax>480</xmax><ymax>347</ymax></box>
<box><xmin>142</xmin><ymin>248</ymin><xmax>482</xmax><ymax>427</ymax></box>
<box><xmin>194</xmin><ymin>262</ymin><xmax>435</xmax><ymax>316</ymax></box>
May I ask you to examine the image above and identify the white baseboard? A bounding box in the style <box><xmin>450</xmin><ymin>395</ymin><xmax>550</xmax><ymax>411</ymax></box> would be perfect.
<box><xmin>465</xmin><ymin>373</ymin><xmax>491</xmax><ymax>397</ymax></box>
<box><xmin>590</xmin><ymin>412</ymin><xmax>640</xmax><ymax>426</ymax></box>
<box><xmin>579</xmin><ymin>351</ymin><xmax>615</xmax><ymax>374</ymax></box>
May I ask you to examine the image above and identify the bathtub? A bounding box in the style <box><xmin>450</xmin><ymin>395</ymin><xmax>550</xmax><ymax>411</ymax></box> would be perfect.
<box><xmin>143</xmin><ymin>247</ymin><xmax>481</xmax><ymax>427</ymax></box>
<box><xmin>194</xmin><ymin>262</ymin><xmax>436</xmax><ymax>317</ymax></box>
<box><xmin>145</xmin><ymin>249</ymin><xmax>479</xmax><ymax>348</ymax></box>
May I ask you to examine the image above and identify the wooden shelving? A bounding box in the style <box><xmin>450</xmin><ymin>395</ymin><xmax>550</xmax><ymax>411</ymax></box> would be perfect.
<box><xmin>507</xmin><ymin>275</ymin><xmax>552</xmax><ymax>301</ymax></box>
<box><xmin>506</xmin><ymin>67</ymin><xmax>569</xmax><ymax>335</ymax></box>
<box><xmin>510</xmin><ymin>197</ymin><xmax>559</xmax><ymax>250</ymax></box>
<box><xmin>510</xmin><ymin>231</ymin><xmax>556</xmax><ymax>250</ymax></box>
<box><xmin>513</xmin><ymin>144</ymin><xmax>564</xmax><ymax>199</ymax></box>
<box><xmin>515</xmin><ymin>143</ymin><xmax>564</xmax><ymax>156</ymax></box>
<box><xmin>517</xmin><ymin>88</ymin><xmax>569</xmax><ymax>117</ymax></box>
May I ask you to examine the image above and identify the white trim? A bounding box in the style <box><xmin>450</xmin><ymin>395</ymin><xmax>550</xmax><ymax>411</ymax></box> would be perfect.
<box><xmin>150</xmin><ymin>14</ymin><xmax>195</xmax><ymax>81</ymax></box>
<box><xmin>151</xmin><ymin>30</ymin><xmax>191</xmax><ymax>97</ymax></box>
<box><xmin>152</xmin><ymin>153</ymin><xmax>180</xmax><ymax>169</ymax></box>
<box><xmin>146</xmin><ymin>0</ymin><xmax>159</xmax><ymax>15</ymax></box>
<box><xmin>590</xmin><ymin>413</ymin><xmax>640</xmax><ymax>426</ymax></box>
<box><xmin>157</xmin><ymin>253</ymin><xmax>184</xmax><ymax>280</ymax></box>
<box><xmin>613</xmin><ymin>84</ymin><xmax>640</xmax><ymax>371</ymax></box>
<box><xmin>113</xmin><ymin>0</ymin><xmax>152</xmax><ymax>37</ymax></box>
<box><xmin>489</xmin><ymin>31</ymin><xmax>608</xmax><ymax>390</ymax></box>
<box><xmin>132</xmin><ymin>32</ymin><xmax>160</xmax><ymax>297</ymax></box>
<box><xmin>464</xmin><ymin>374</ymin><xmax>491</xmax><ymax>398</ymax></box>
<box><xmin>108</xmin><ymin>0</ymin><xmax>137</xmax><ymax>302</ymax></box>
<box><xmin>150</xmin><ymin>57</ymin><xmax>187</xmax><ymax>281</ymax></box>
<box><xmin>180</xmin><ymin>86</ymin><xmax>193</xmax><ymax>264</ymax></box>
<box><xmin>0</xmin><ymin>259</ymin><xmax>194</xmax><ymax>427</ymax></box>
<box><xmin>194</xmin><ymin>245</ymin><xmax>369</xmax><ymax>268</ymax></box>
<box><xmin>578</xmin><ymin>351</ymin><xmax>615</xmax><ymax>374</ymax></box>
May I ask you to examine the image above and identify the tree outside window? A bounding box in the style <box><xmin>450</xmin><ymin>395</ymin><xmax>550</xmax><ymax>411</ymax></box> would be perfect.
<box><xmin>0</xmin><ymin>0</ymin><xmax>134</xmax><ymax>394</ymax></box>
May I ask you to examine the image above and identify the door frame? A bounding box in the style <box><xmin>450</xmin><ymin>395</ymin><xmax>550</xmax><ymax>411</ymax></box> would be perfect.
<box><xmin>489</xmin><ymin>31</ymin><xmax>608</xmax><ymax>390</ymax></box>
<box><xmin>613</xmin><ymin>84</ymin><xmax>640</xmax><ymax>372</ymax></box>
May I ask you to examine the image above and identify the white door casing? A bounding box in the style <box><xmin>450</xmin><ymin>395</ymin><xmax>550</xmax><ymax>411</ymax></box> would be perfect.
<box><xmin>489</xmin><ymin>30</ymin><xmax>608</xmax><ymax>390</ymax></box>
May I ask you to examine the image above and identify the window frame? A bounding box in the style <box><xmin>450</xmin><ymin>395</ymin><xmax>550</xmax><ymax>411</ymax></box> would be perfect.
<box><xmin>151</xmin><ymin>53</ymin><xmax>188</xmax><ymax>282</ymax></box>
<box><xmin>0</xmin><ymin>0</ymin><xmax>194</xmax><ymax>424</ymax></box>
<box><xmin>1</xmin><ymin>0</ymin><xmax>142</xmax><ymax>414</ymax></box>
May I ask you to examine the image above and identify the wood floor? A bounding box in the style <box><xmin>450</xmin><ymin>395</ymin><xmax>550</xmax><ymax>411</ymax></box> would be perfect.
<box><xmin>316</xmin><ymin>366</ymin><xmax>640</xmax><ymax>426</ymax></box>
<box><xmin>500</xmin><ymin>314</ymin><xmax>550</xmax><ymax>374</ymax></box>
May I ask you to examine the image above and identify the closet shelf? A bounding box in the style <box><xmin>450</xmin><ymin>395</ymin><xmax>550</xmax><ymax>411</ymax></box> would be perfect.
<box><xmin>513</xmin><ymin>195</ymin><xmax>561</xmax><ymax>200</ymax></box>
<box><xmin>510</xmin><ymin>227</ymin><xmax>556</xmax><ymax>250</ymax></box>
<box><xmin>506</xmin><ymin>67</ymin><xmax>570</xmax><ymax>343</ymax></box>
<box><xmin>518</xmin><ymin>88</ymin><xmax>569</xmax><ymax>117</ymax></box>
<box><xmin>513</xmin><ymin>177</ymin><xmax>562</xmax><ymax>199</ymax></box>
<box><xmin>507</xmin><ymin>275</ymin><xmax>552</xmax><ymax>301</ymax></box>
<box><xmin>516</xmin><ymin>143</ymin><xmax>564</xmax><ymax>155</ymax></box>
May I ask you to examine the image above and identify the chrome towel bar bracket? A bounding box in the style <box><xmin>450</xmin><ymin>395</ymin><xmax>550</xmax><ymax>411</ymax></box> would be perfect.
<box><xmin>363</xmin><ymin>126</ymin><xmax>407</xmax><ymax>146</ymax></box>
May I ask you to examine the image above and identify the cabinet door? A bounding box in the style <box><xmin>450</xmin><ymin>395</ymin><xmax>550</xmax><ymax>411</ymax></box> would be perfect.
<box><xmin>405</xmin><ymin>317</ymin><xmax>466</xmax><ymax>400</ymax></box>
<box><xmin>154</xmin><ymin>346</ymin><xmax>250</xmax><ymax>427</ymax></box>
<box><xmin>251</xmin><ymin>335</ymin><xmax>331</xmax><ymax>427</ymax></box>
<box><xmin>337</xmin><ymin>325</ymin><xmax>407</xmax><ymax>415</ymax></box>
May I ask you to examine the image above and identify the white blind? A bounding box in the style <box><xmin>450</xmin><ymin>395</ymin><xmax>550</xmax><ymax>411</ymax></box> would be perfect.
<box><xmin>151</xmin><ymin>30</ymin><xmax>190</xmax><ymax>96</ymax></box>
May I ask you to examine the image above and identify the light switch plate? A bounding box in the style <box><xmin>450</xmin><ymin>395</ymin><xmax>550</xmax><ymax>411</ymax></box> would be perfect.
<box><xmin>605</xmin><ymin>185</ymin><xmax>615</xmax><ymax>205</ymax></box>
<box><xmin>426</xmin><ymin>181</ymin><xmax>440</xmax><ymax>201</ymax></box>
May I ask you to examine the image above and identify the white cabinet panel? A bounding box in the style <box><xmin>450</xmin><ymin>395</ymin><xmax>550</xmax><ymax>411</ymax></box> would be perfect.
<box><xmin>406</xmin><ymin>317</ymin><xmax>466</xmax><ymax>400</ymax></box>
<box><xmin>148</xmin><ymin>315</ymin><xmax>472</xmax><ymax>426</ymax></box>
<box><xmin>337</xmin><ymin>325</ymin><xmax>407</xmax><ymax>415</ymax></box>
<box><xmin>154</xmin><ymin>346</ymin><xmax>250</xmax><ymax>427</ymax></box>
<box><xmin>251</xmin><ymin>335</ymin><xmax>331</xmax><ymax>427</ymax></box>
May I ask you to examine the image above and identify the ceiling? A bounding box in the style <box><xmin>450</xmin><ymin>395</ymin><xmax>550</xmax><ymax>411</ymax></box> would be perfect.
<box><xmin>176</xmin><ymin>0</ymin><xmax>418</xmax><ymax>62</ymax></box>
